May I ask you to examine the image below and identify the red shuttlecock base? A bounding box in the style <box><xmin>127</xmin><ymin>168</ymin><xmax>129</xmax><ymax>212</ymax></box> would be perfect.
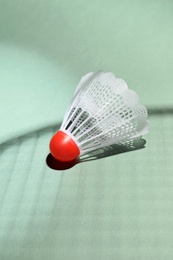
<box><xmin>49</xmin><ymin>131</ymin><xmax>80</xmax><ymax>162</ymax></box>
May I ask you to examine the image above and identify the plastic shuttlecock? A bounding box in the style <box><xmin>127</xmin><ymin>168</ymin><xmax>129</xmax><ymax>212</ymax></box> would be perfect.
<box><xmin>49</xmin><ymin>71</ymin><xmax>149</xmax><ymax>162</ymax></box>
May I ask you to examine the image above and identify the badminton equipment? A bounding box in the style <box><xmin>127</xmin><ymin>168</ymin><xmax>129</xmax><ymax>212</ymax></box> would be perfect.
<box><xmin>49</xmin><ymin>71</ymin><xmax>149</xmax><ymax>162</ymax></box>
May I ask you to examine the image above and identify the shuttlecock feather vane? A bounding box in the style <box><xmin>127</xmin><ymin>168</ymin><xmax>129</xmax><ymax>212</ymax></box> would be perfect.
<box><xmin>50</xmin><ymin>71</ymin><xmax>149</xmax><ymax>161</ymax></box>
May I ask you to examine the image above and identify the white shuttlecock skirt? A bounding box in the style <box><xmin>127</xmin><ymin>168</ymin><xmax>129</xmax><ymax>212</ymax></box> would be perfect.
<box><xmin>60</xmin><ymin>71</ymin><xmax>149</xmax><ymax>156</ymax></box>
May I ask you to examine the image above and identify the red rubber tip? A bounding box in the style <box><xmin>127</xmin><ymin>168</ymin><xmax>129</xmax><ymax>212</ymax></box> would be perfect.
<box><xmin>49</xmin><ymin>131</ymin><xmax>80</xmax><ymax>162</ymax></box>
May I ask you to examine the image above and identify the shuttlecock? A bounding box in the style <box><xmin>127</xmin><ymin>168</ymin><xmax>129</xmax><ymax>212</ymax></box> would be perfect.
<box><xmin>49</xmin><ymin>71</ymin><xmax>149</xmax><ymax>162</ymax></box>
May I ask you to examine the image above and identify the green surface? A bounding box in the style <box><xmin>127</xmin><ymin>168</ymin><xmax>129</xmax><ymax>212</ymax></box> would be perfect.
<box><xmin>0</xmin><ymin>1</ymin><xmax>173</xmax><ymax>259</ymax></box>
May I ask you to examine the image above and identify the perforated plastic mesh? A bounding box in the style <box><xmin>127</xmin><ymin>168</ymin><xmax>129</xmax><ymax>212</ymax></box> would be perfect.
<box><xmin>60</xmin><ymin>71</ymin><xmax>149</xmax><ymax>155</ymax></box>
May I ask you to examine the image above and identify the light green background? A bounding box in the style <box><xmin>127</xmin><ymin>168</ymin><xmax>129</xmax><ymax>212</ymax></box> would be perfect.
<box><xmin>0</xmin><ymin>1</ymin><xmax>173</xmax><ymax>260</ymax></box>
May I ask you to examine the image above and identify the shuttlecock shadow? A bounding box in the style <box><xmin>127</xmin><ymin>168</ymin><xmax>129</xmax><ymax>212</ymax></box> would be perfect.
<box><xmin>46</xmin><ymin>153</ymin><xmax>80</xmax><ymax>170</ymax></box>
<box><xmin>46</xmin><ymin>137</ymin><xmax>146</xmax><ymax>170</ymax></box>
<box><xmin>79</xmin><ymin>137</ymin><xmax>146</xmax><ymax>162</ymax></box>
